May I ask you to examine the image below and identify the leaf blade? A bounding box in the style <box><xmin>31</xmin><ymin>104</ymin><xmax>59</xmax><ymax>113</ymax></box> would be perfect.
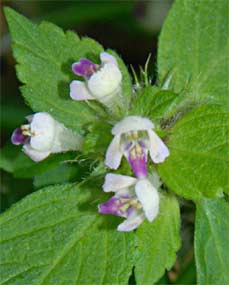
<box><xmin>135</xmin><ymin>194</ymin><xmax>181</xmax><ymax>284</ymax></box>
<box><xmin>195</xmin><ymin>198</ymin><xmax>229</xmax><ymax>285</ymax></box>
<box><xmin>158</xmin><ymin>104</ymin><xmax>229</xmax><ymax>199</ymax></box>
<box><xmin>158</xmin><ymin>0</ymin><xmax>229</xmax><ymax>104</ymax></box>
<box><xmin>4</xmin><ymin>7</ymin><xmax>102</xmax><ymax>131</ymax></box>
<box><xmin>0</xmin><ymin>183</ymin><xmax>135</xmax><ymax>285</ymax></box>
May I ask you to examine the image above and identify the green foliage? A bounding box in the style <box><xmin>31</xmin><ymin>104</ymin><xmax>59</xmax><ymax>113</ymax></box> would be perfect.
<box><xmin>2</xmin><ymin>1</ymin><xmax>229</xmax><ymax>284</ymax></box>
<box><xmin>0</xmin><ymin>143</ymin><xmax>33</xmax><ymax>175</ymax></box>
<box><xmin>131</xmin><ymin>86</ymin><xmax>177</xmax><ymax>123</ymax></box>
<box><xmin>4</xmin><ymin>7</ymin><xmax>98</xmax><ymax>131</ymax></box>
<box><xmin>33</xmin><ymin>163</ymin><xmax>82</xmax><ymax>189</ymax></box>
<box><xmin>158</xmin><ymin>104</ymin><xmax>229</xmax><ymax>199</ymax></box>
<box><xmin>195</xmin><ymin>198</ymin><xmax>229</xmax><ymax>285</ymax></box>
<box><xmin>0</xmin><ymin>181</ymin><xmax>183</xmax><ymax>285</ymax></box>
<box><xmin>4</xmin><ymin>8</ymin><xmax>132</xmax><ymax>132</ymax></box>
<box><xmin>83</xmin><ymin>121</ymin><xmax>113</xmax><ymax>158</ymax></box>
<box><xmin>158</xmin><ymin>0</ymin><xmax>229</xmax><ymax>105</ymax></box>
<box><xmin>0</xmin><ymin>173</ymin><xmax>33</xmax><ymax>213</ymax></box>
<box><xmin>0</xmin><ymin>183</ymin><xmax>135</xmax><ymax>285</ymax></box>
<box><xmin>135</xmin><ymin>194</ymin><xmax>181</xmax><ymax>284</ymax></box>
<box><xmin>0</xmin><ymin>143</ymin><xmax>79</xmax><ymax>179</ymax></box>
<box><xmin>157</xmin><ymin>0</ymin><xmax>229</xmax><ymax>204</ymax></box>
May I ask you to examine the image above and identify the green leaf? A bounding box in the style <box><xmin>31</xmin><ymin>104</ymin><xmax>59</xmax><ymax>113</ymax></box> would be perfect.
<box><xmin>33</xmin><ymin>163</ymin><xmax>82</xmax><ymax>189</ymax></box>
<box><xmin>147</xmin><ymin>90</ymin><xmax>178</xmax><ymax>122</ymax></box>
<box><xmin>0</xmin><ymin>143</ymin><xmax>78</xmax><ymax>179</ymax></box>
<box><xmin>0</xmin><ymin>143</ymin><xmax>32</xmax><ymax>174</ymax></box>
<box><xmin>158</xmin><ymin>104</ymin><xmax>229</xmax><ymax>199</ymax></box>
<box><xmin>175</xmin><ymin>260</ymin><xmax>196</xmax><ymax>285</ymax></box>
<box><xmin>83</xmin><ymin>120</ymin><xmax>113</xmax><ymax>159</ymax></box>
<box><xmin>135</xmin><ymin>193</ymin><xmax>181</xmax><ymax>284</ymax></box>
<box><xmin>130</xmin><ymin>86</ymin><xmax>177</xmax><ymax>131</ymax></box>
<box><xmin>0</xmin><ymin>173</ymin><xmax>33</xmax><ymax>213</ymax></box>
<box><xmin>0</xmin><ymin>183</ymin><xmax>135</xmax><ymax>284</ymax></box>
<box><xmin>130</xmin><ymin>86</ymin><xmax>160</xmax><ymax>116</ymax></box>
<box><xmin>4</xmin><ymin>8</ymin><xmax>133</xmax><ymax>130</ymax></box>
<box><xmin>158</xmin><ymin>0</ymin><xmax>229</xmax><ymax>104</ymax></box>
<box><xmin>195</xmin><ymin>198</ymin><xmax>229</xmax><ymax>285</ymax></box>
<box><xmin>0</xmin><ymin>103</ymin><xmax>30</xmax><ymax>131</ymax></box>
<box><xmin>4</xmin><ymin>8</ymin><xmax>102</xmax><ymax>131</ymax></box>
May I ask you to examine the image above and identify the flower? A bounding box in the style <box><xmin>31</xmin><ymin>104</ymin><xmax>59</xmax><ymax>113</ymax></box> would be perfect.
<box><xmin>98</xmin><ymin>173</ymin><xmax>159</xmax><ymax>232</ymax></box>
<box><xmin>105</xmin><ymin>116</ymin><xmax>170</xmax><ymax>178</ymax></box>
<box><xmin>11</xmin><ymin>112</ymin><xmax>83</xmax><ymax>162</ymax></box>
<box><xmin>70</xmin><ymin>52</ymin><xmax>122</xmax><ymax>105</ymax></box>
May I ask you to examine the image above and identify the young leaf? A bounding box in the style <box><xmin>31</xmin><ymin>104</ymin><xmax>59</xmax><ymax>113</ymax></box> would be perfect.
<box><xmin>0</xmin><ymin>183</ymin><xmax>135</xmax><ymax>284</ymax></box>
<box><xmin>131</xmin><ymin>86</ymin><xmax>177</xmax><ymax>125</ymax></box>
<box><xmin>158</xmin><ymin>0</ymin><xmax>229</xmax><ymax>105</ymax></box>
<box><xmin>130</xmin><ymin>86</ymin><xmax>159</xmax><ymax>117</ymax></box>
<box><xmin>158</xmin><ymin>104</ymin><xmax>229</xmax><ymax>199</ymax></box>
<box><xmin>195</xmin><ymin>198</ymin><xmax>229</xmax><ymax>285</ymax></box>
<box><xmin>135</xmin><ymin>193</ymin><xmax>181</xmax><ymax>284</ymax></box>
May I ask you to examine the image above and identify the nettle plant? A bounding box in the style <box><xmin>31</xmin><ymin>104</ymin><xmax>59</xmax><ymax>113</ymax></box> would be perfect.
<box><xmin>1</xmin><ymin>1</ymin><xmax>229</xmax><ymax>285</ymax></box>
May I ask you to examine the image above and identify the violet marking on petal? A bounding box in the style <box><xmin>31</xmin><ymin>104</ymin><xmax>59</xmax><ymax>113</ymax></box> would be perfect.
<box><xmin>128</xmin><ymin>153</ymin><xmax>147</xmax><ymax>179</ymax></box>
<box><xmin>127</xmin><ymin>141</ymin><xmax>148</xmax><ymax>178</ymax></box>
<box><xmin>98</xmin><ymin>196</ymin><xmax>133</xmax><ymax>218</ymax></box>
<box><xmin>11</xmin><ymin>128</ymin><xmax>28</xmax><ymax>145</ymax></box>
<box><xmin>72</xmin><ymin>58</ymin><xmax>97</xmax><ymax>78</ymax></box>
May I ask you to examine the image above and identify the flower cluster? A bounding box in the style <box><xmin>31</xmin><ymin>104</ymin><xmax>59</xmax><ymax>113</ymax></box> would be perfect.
<box><xmin>11</xmin><ymin>52</ymin><xmax>170</xmax><ymax>231</ymax></box>
<box><xmin>99</xmin><ymin>174</ymin><xmax>160</xmax><ymax>231</ymax></box>
<box><xmin>99</xmin><ymin>115</ymin><xmax>169</xmax><ymax>231</ymax></box>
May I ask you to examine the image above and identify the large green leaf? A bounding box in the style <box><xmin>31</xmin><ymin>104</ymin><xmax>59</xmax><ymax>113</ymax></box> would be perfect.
<box><xmin>158</xmin><ymin>104</ymin><xmax>229</xmax><ymax>199</ymax></box>
<box><xmin>0</xmin><ymin>183</ymin><xmax>135</xmax><ymax>284</ymax></box>
<box><xmin>4</xmin><ymin>7</ymin><xmax>102</xmax><ymax>131</ymax></box>
<box><xmin>135</xmin><ymin>193</ymin><xmax>181</xmax><ymax>285</ymax></box>
<box><xmin>4</xmin><ymin>8</ymin><xmax>132</xmax><ymax>131</ymax></box>
<box><xmin>195</xmin><ymin>198</ymin><xmax>229</xmax><ymax>285</ymax></box>
<box><xmin>158</xmin><ymin>0</ymin><xmax>229</xmax><ymax>105</ymax></box>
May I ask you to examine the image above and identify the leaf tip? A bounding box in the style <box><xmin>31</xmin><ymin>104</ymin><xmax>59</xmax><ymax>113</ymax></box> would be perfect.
<box><xmin>3</xmin><ymin>6</ymin><xmax>16</xmax><ymax>20</ymax></box>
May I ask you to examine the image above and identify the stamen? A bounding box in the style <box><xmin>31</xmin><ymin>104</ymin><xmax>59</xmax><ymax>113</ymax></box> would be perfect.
<box><xmin>22</xmin><ymin>130</ymin><xmax>32</xmax><ymax>137</ymax></box>
<box><xmin>21</xmin><ymin>124</ymin><xmax>30</xmax><ymax>131</ymax></box>
<box><xmin>129</xmin><ymin>199</ymin><xmax>142</xmax><ymax>209</ymax></box>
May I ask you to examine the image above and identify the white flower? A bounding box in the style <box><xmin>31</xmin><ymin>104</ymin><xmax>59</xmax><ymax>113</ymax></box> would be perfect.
<box><xmin>105</xmin><ymin>116</ymin><xmax>170</xmax><ymax>177</ymax></box>
<box><xmin>98</xmin><ymin>173</ymin><xmax>160</xmax><ymax>232</ymax></box>
<box><xmin>11</xmin><ymin>112</ymin><xmax>83</xmax><ymax>162</ymax></box>
<box><xmin>70</xmin><ymin>52</ymin><xmax>122</xmax><ymax>105</ymax></box>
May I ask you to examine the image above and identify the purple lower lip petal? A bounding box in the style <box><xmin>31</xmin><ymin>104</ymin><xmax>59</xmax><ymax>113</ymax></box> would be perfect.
<box><xmin>98</xmin><ymin>196</ymin><xmax>131</xmax><ymax>218</ymax></box>
<box><xmin>72</xmin><ymin>58</ymin><xmax>97</xmax><ymax>77</ymax></box>
<box><xmin>128</xmin><ymin>155</ymin><xmax>148</xmax><ymax>179</ymax></box>
<box><xmin>11</xmin><ymin>128</ymin><xmax>28</xmax><ymax>145</ymax></box>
